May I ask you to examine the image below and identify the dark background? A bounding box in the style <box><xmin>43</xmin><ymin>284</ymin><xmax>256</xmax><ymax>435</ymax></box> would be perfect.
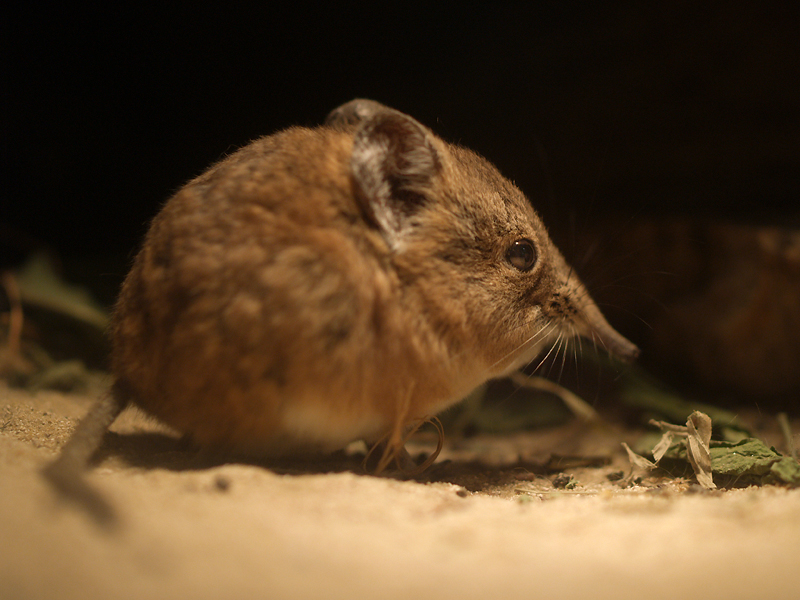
<box><xmin>6</xmin><ymin>2</ymin><xmax>797</xmax><ymax>271</ymax></box>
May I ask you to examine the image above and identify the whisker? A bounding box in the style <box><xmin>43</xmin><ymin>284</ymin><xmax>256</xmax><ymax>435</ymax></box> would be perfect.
<box><xmin>544</xmin><ymin>334</ymin><xmax>562</xmax><ymax>379</ymax></box>
<box><xmin>556</xmin><ymin>334</ymin><xmax>568</xmax><ymax>384</ymax></box>
<box><xmin>595</xmin><ymin>302</ymin><xmax>654</xmax><ymax>331</ymax></box>
<box><xmin>486</xmin><ymin>320</ymin><xmax>556</xmax><ymax>373</ymax></box>
<box><xmin>577</xmin><ymin>241</ymin><xmax>666</xmax><ymax>294</ymax></box>
<box><xmin>595</xmin><ymin>284</ymin><xmax>672</xmax><ymax>318</ymax></box>
<box><xmin>572</xmin><ymin>326</ymin><xmax>581</xmax><ymax>372</ymax></box>
<box><xmin>529</xmin><ymin>331</ymin><xmax>562</xmax><ymax>375</ymax></box>
<box><xmin>552</xmin><ymin>332</ymin><xmax>567</xmax><ymax>378</ymax></box>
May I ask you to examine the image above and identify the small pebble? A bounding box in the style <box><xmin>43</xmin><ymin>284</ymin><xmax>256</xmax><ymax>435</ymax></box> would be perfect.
<box><xmin>552</xmin><ymin>473</ymin><xmax>573</xmax><ymax>489</ymax></box>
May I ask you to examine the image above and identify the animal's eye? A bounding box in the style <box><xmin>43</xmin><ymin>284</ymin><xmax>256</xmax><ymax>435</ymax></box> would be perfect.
<box><xmin>506</xmin><ymin>239</ymin><xmax>537</xmax><ymax>271</ymax></box>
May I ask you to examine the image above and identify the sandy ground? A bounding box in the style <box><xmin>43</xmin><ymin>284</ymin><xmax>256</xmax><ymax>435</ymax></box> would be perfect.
<box><xmin>2</xmin><ymin>380</ymin><xmax>799</xmax><ymax>600</ymax></box>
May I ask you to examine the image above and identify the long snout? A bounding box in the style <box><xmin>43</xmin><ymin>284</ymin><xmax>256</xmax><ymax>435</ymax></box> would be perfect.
<box><xmin>574</xmin><ymin>300</ymin><xmax>639</xmax><ymax>363</ymax></box>
<box><xmin>592</xmin><ymin>321</ymin><xmax>639</xmax><ymax>363</ymax></box>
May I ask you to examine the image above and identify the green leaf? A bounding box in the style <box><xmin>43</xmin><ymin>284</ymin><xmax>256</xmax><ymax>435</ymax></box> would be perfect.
<box><xmin>709</xmin><ymin>439</ymin><xmax>800</xmax><ymax>486</ymax></box>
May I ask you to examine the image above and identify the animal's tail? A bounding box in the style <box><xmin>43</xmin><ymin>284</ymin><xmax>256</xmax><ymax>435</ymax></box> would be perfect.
<box><xmin>42</xmin><ymin>385</ymin><xmax>129</xmax><ymax>528</ymax></box>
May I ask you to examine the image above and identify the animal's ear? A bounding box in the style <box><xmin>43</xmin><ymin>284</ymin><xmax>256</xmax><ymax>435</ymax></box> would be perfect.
<box><xmin>325</xmin><ymin>98</ymin><xmax>393</xmax><ymax>130</ymax></box>
<box><xmin>349</xmin><ymin>110</ymin><xmax>442</xmax><ymax>247</ymax></box>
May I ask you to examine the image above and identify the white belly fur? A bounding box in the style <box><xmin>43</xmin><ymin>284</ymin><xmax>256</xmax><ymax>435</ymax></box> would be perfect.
<box><xmin>278</xmin><ymin>401</ymin><xmax>388</xmax><ymax>452</ymax></box>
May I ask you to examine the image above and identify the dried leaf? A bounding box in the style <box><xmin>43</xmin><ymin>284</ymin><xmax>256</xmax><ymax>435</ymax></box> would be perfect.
<box><xmin>621</xmin><ymin>442</ymin><xmax>657</xmax><ymax>470</ymax></box>
<box><xmin>648</xmin><ymin>419</ymin><xmax>688</xmax><ymax>434</ymax></box>
<box><xmin>687</xmin><ymin>411</ymin><xmax>712</xmax><ymax>442</ymax></box>
<box><xmin>686</xmin><ymin>411</ymin><xmax>715</xmax><ymax>489</ymax></box>
<box><xmin>652</xmin><ymin>430</ymin><xmax>675</xmax><ymax>464</ymax></box>
<box><xmin>619</xmin><ymin>442</ymin><xmax>659</xmax><ymax>486</ymax></box>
